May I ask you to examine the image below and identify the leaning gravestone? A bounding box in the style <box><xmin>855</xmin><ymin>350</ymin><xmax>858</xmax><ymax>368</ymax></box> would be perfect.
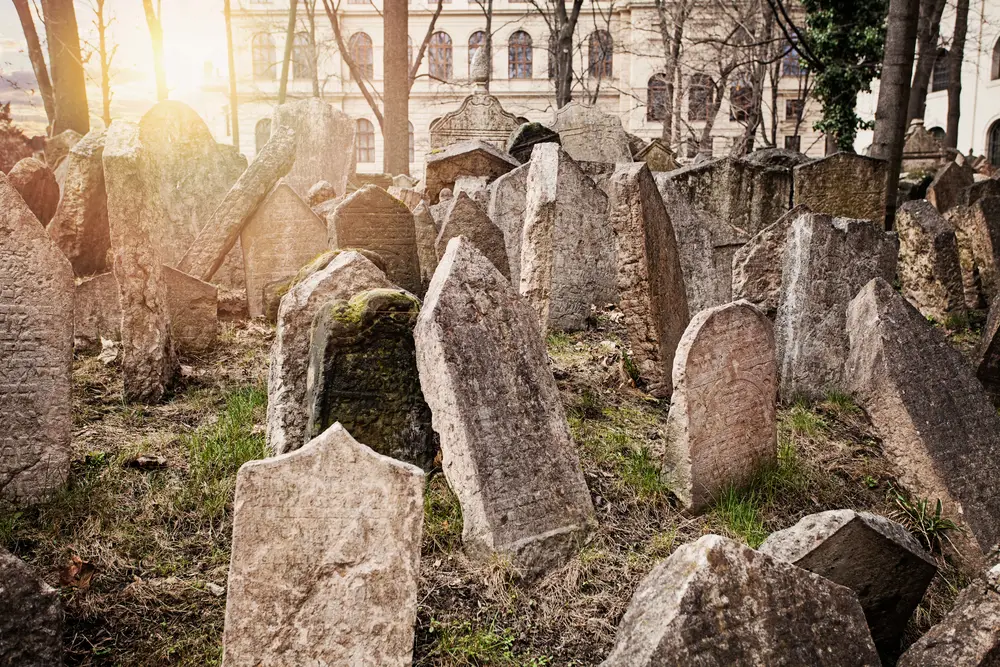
<box><xmin>607</xmin><ymin>163</ymin><xmax>689</xmax><ymax>398</ymax></box>
<box><xmin>305</xmin><ymin>289</ymin><xmax>437</xmax><ymax>472</ymax></box>
<box><xmin>330</xmin><ymin>185</ymin><xmax>422</xmax><ymax>296</ymax></box>
<box><xmin>415</xmin><ymin>238</ymin><xmax>595</xmax><ymax>577</ymax></box>
<box><xmin>486</xmin><ymin>163</ymin><xmax>529</xmax><ymax>286</ymax></box>
<box><xmin>47</xmin><ymin>129</ymin><xmax>110</xmax><ymax>276</ymax></box>
<box><xmin>731</xmin><ymin>205</ymin><xmax>811</xmax><ymax>317</ymax></box>
<box><xmin>0</xmin><ymin>548</ymin><xmax>64</xmax><ymax>665</ymax></box>
<box><xmin>601</xmin><ymin>534</ymin><xmax>880</xmax><ymax>667</ymax></box>
<box><xmin>436</xmin><ymin>191</ymin><xmax>511</xmax><ymax>279</ymax></box>
<box><xmin>267</xmin><ymin>251</ymin><xmax>394</xmax><ymax>455</ymax></box>
<box><xmin>792</xmin><ymin>153</ymin><xmax>887</xmax><ymax>224</ymax></box>
<box><xmin>423</xmin><ymin>140</ymin><xmax>519</xmax><ymax>205</ymax></box>
<box><xmin>774</xmin><ymin>213</ymin><xmax>897</xmax><ymax>401</ymax></box>
<box><xmin>945</xmin><ymin>199</ymin><xmax>1000</xmax><ymax>309</ymax></box>
<box><xmin>412</xmin><ymin>202</ymin><xmax>439</xmax><ymax>290</ymax></box>
<box><xmin>548</xmin><ymin>102</ymin><xmax>631</xmax><ymax>163</ymax></box>
<box><xmin>927</xmin><ymin>161</ymin><xmax>975</xmax><ymax>214</ymax></box>
<box><xmin>239</xmin><ymin>183</ymin><xmax>328</xmax><ymax>319</ymax></box>
<box><xmin>961</xmin><ymin>178</ymin><xmax>1000</xmax><ymax>207</ymax></box>
<box><xmin>974</xmin><ymin>298</ymin><xmax>1000</xmax><ymax>399</ymax></box>
<box><xmin>506</xmin><ymin>122</ymin><xmax>560</xmax><ymax>164</ymax></box>
<box><xmin>520</xmin><ymin>143</ymin><xmax>616</xmax><ymax>331</ymax></box>
<box><xmin>896</xmin><ymin>199</ymin><xmax>965</xmax><ymax>323</ymax></box>
<box><xmin>271</xmin><ymin>98</ymin><xmax>355</xmax><ymax>198</ymax></box>
<box><xmin>845</xmin><ymin>278</ymin><xmax>1000</xmax><ymax>561</ymax></box>
<box><xmin>223</xmin><ymin>423</ymin><xmax>424</xmax><ymax>667</ymax></box>
<box><xmin>8</xmin><ymin>157</ymin><xmax>59</xmax><ymax>226</ymax></box>
<box><xmin>663</xmin><ymin>301</ymin><xmax>777</xmax><ymax>512</ymax></box>
<box><xmin>44</xmin><ymin>129</ymin><xmax>82</xmax><ymax>169</ymax></box>
<box><xmin>0</xmin><ymin>173</ymin><xmax>74</xmax><ymax>501</ymax></box>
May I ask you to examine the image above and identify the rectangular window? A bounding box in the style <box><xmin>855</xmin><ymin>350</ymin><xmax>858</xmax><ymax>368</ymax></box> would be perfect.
<box><xmin>785</xmin><ymin>98</ymin><xmax>804</xmax><ymax>121</ymax></box>
<box><xmin>784</xmin><ymin>135</ymin><xmax>801</xmax><ymax>152</ymax></box>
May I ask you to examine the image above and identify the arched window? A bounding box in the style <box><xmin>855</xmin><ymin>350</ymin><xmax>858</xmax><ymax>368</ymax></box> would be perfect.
<box><xmin>588</xmin><ymin>30</ymin><xmax>612</xmax><ymax>78</ymax></box>
<box><xmin>931</xmin><ymin>48</ymin><xmax>950</xmax><ymax>92</ymax></box>
<box><xmin>647</xmin><ymin>74</ymin><xmax>669</xmax><ymax>121</ymax></box>
<box><xmin>989</xmin><ymin>120</ymin><xmax>1000</xmax><ymax>168</ymax></box>
<box><xmin>349</xmin><ymin>33</ymin><xmax>374</xmax><ymax>81</ymax></box>
<box><xmin>408</xmin><ymin>122</ymin><xmax>415</xmax><ymax>163</ymax></box>
<box><xmin>428</xmin><ymin>32</ymin><xmax>453</xmax><ymax>81</ymax></box>
<box><xmin>255</xmin><ymin>118</ymin><xmax>271</xmax><ymax>153</ymax></box>
<box><xmin>292</xmin><ymin>32</ymin><xmax>314</xmax><ymax>81</ymax></box>
<box><xmin>730</xmin><ymin>78</ymin><xmax>753</xmax><ymax>121</ymax></box>
<box><xmin>509</xmin><ymin>31</ymin><xmax>532</xmax><ymax>79</ymax></box>
<box><xmin>469</xmin><ymin>31</ymin><xmax>487</xmax><ymax>75</ymax></box>
<box><xmin>688</xmin><ymin>74</ymin><xmax>714</xmax><ymax>121</ymax></box>
<box><xmin>252</xmin><ymin>33</ymin><xmax>275</xmax><ymax>80</ymax></box>
<box><xmin>356</xmin><ymin>119</ymin><xmax>375</xmax><ymax>163</ymax></box>
<box><xmin>992</xmin><ymin>37</ymin><xmax>1000</xmax><ymax>80</ymax></box>
<box><xmin>782</xmin><ymin>44</ymin><xmax>802</xmax><ymax>77</ymax></box>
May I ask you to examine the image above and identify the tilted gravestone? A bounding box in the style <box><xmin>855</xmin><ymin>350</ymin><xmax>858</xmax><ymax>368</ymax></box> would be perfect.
<box><xmin>44</xmin><ymin>129</ymin><xmax>82</xmax><ymax>169</ymax></box>
<box><xmin>239</xmin><ymin>183</ymin><xmax>328</xmax><ymax>319</ymax></box>
<box><xmin>961</xmin><ymin>178</ymin><xmax>1000</xmax><ymax>207</ymax></box>
<box><xmin>305</xmin><ymin>289</ymin><xmax>436</xmax><ymax>471</ymax></box>
<box><xmin>547</xmin><ymin>102</ymin><xmax>631</xmax><ymax>163</ymax></box>
<box><xmin>896</xmin><ymin>199</ymin><xmax>965</xmax><ymax>323</ymax></box>
<box><xmin>505</xmin><ymin>122</ymin><xmax>560</xmax><ymax>164</ymax></box>
<box><xmin>307</xmin><ymin>180</ymin><xmax>338</xmax><ymax>207</ymax></box>
<box><xmin>601</xmin><ymin>534</ymin><xmax>880</xmax><ymax>667</ymax></box>
<box><xmin>423</xmin><ymin>140</ymin><xmax>519</xmax><ymax>205</ymax></box>
<box><xmin>429</xmin><ymin>93</ymin><xmax>521</xmax><ymax>151</ymax></box>
<box><xmin>435</xmin><ymin>191</ymin><xmax>511</xmax><ymax>279</ymax></box>
<box><xmin>792</xmin><ymin>152</ymin><xmax>887</xmax><ymax>224</ymax></box>
<box><xmin>415</xmin><ymin>238</ymin><xmax>595</xmax><ymax>577</ymax></box>
<box><xmin>7</xmin><ymin>157</ymin><xmax>59</xmax><ymax>227</ymax></box>
<box><xmin>663</xmin><ymin>301</ymin><xmax>777</xmax><ymax>512</ymax></box>
<box><xmin>607</xmin><ymin>163</ymin><xmax>689</xmax><ymax>398</ymax></box>
<box><xmin>0</xmin><ymin>173</ymin><xmax>74</xmax><ymax>501</ymax></box>
<box><xmin>774</xmin><ymin>213</ymin><xmax>897</xmax><ymax>401</ymax></box>
<box><xmin>973</xmin><ymin>297</ymin><xmax>1000</xmax><ymax>400</ymax></box>
<box><xmin>948</xmin><ymin>197</ymin><xmax>1000</xmax><ymax>308</ymax></box>
<box><xmin>412</xmin><ymin>202</ymin><xmax>439</xmax><ymax>290</ymax></box>
<box><xmin>0</xmin><ymin>548</ymin><xmax>64</xmax><ymax>665</ymax></box>
<box><xmin>330</xmin><ymin>185</ymin><xmax>422</xmax><ymax>296</ymax></box>
<box><xmin>486</xmin><ymin>163</ymin><xmax>529</xmax><ymax>287</ymax></box>
<box><xmin>223</xmin><ymin>423</ymin><xmax>424</xmax><ymax>667</ymax></box>
<box><xmin>267</xmin><ymin>251</ymin><xmax>395</xmax><ymax>455</ymax></box>
<box><xmin>271</xmin><ymin>97</ymin><xmax>355</xmax><ymax>198</ymax></box>
<box><xmin>845</xmin><ymin>278</ymin><xmax>1000</xmax><ymax>562</ymax></box>
<box><xmin>731</xmin><ymin>205</ymin><xmax>811</xmax><ymax>317</ymax></box>
<box><xmin>520</xmin><ymin>143</ymin><xmax>616</xmax><ymax>331</ymax></box>
<box><xmin>927</xmin><ymin>161</ymin><xmax>975</xmax><ymax>214</ymax></box>
<box><xmin>760</xmin><ymin>510</ymin><xmax>937</xmax><ymax>663</ymax></box>
<box><xmin>47</xmin><ymin>129</ymin><xmax>110</xmax><ymax>276</ymax></box>
<box><xmin>386</xmin><ymin>185</ymin><xmax>423</xmax><ymax>211</ymax></box>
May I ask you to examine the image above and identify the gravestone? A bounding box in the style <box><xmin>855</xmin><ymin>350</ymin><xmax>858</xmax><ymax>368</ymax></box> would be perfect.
<box><xmin>386</xmin><ymin>185</ymin><xmax>423</xmax><ymax>211</ymax></box>
<box><xmin>774</xmin><ymin>213</ymin><xmax>897</xmax><ymax>401</ymax></box>
<box><xmin>505</xmin><ymin>122</ymin><xmax>560</xmax><ymax>164</ymax></box>
<box><xmin>0</xmin><ymin>173</ymin><xmax>74</xmax><ymax>501</ymax></box>
<box><xmin>845</xmin><ymin>278</ymin><xmax>1000</xmax><ymax>561</ymax></box>
<box><xmin>607</xmin><ymin>163</ymin><xmax>689</xmax><ymax>398</ymax></box>
<box><xmin>520</xmin><ymin>143</ymin><xmax>616</xmax><ymax>331</ymax></box>
<box><xmin>223</xmin><ymin>423</ymin><xmax>424</xmax><ymax>667</ymax></box>
<box><xmin>760</xmin><ymin>510</ymin><xmax>937</xmax><ymax>662</ymax></box>
<box><xmin>306</xmin><ymin>289</ymin><xmax>436</xmax><ymax>471</ymax></box>
<box><xmin>306</xmin><ymin>180</ymin><xmax>338</xmax><ymax>207</ymax></box>
<box><xmin>966</xmin><ymin>197</ymin><xmax>1000</xmax><ymax>305</ymax></box>
<box><xmin>961</xmin><ymin>178</ymin><xmax>1000</xmax><ymax>207</ymax></box>
<box><xmin>663</xmin><ymin>301</ymin><xmax>777</xmax><ymax>511</ymax></box>
<box><xmin>239</xmin><ymin>183</ymin><xmax>328</xmax><ymax>319</ymax></box>
<box><xmin>792</xmin><ymin>153</ymin><xmax>887</xmax><ymax>223</ymax></box>
<box><xmin>927</xmin><ymin>162</ymin><xmax>974</xmax><ymax>214</ymax></box>
<box><xmin>486</xmin><ymin>163</ymin><xmax>529</xmax><ymax>286</ymax></box>
<box><xmin>47</xmin><ymin>129</ymin><xmax>110</xmax><ymax>276</ymax></box>
<box><xmin>7</xmin><ymin>157</ymin><xmax>59</xmax><ymax>226</ymax></box>
<box><xmin>271</xmin><ymin>97</ymin><xmax>355</xmax><ymax>198</ymax></box>
<box><xmin>635</xmin><ymin>138</ymin><xmax>677</xmax><ymax>172</ymax></box>
<box><xmin>74</xmin><ymin>272</ymin><xmax>121</xmax><ymax>352</ymax></box>
<box><xmin>330</xmin><ymin>185</ymin><xmax>422</xmax><ymax>295</ymax></box>
<box><xmin>601</xmin><ymin>534</ymin><xmax>880</xmax><ymax>667</ymax></box>
<box><xmin>415</xmin><ymin>238</ymin><xmax>595</xmax><ymax>577</ymax></box>
<box><xmin>746</xmin><ymin>147</ymin><xmax>811</xmax><ymax>169</ymax></box>
<box><xmin>436</xmin><ymin>191</ymin><xmax>511</xmax><ymax>279</ymax></box>
<box><xmin>901</xmin><ymin>121</ymin><xmax>954</xmax><ymax>173</ymax></box>
<box><xmin>0</xmin><ymin>548</ymin><xmax>63</xmax><ymax>665</ymax></box>
<box><xmin>267</xmin><ymin>251</ymin><xmax>394</xmax><ymax>455</ymax></box>
<box><xmin>429</xmin><ymin>94</ymin><xmax>521</xmax><ymax>151</ymax></box>
<box><xmin>412</xmin><ymin>202</ymin><xmax>439</xmax><ymax>290</ymax></box>
<box><xmin>896</xmin><ymin>199</ymin><xmax>965</xmax><ymax>322</ymax></box>
<box><xmin>424</xmin><ymin>140</ymin><xmax>519</xmax><ymax>204</ymax></box>
<box><xmin>547</xmin><ymin>102</ymin><xmax>631</xmax><ymax>163</ymax></box>
<box><xmin>731</xmin><ymin>205</ymin><xmax>811</xmax><ymax>317</ymax></box>
<box><xmin>429</xmin><ymin>187</ymin><xmax>453</xmax><ymax>225</ymax></box>
<box><xmin>974</xmin><ymin>298</ymin><xmax>1000</xmax><ymax>399</ymax></box>
<box><xmin>44</xmin><ymin>129</ymin><xmax>82</xmax><ymax>168</ymax></box>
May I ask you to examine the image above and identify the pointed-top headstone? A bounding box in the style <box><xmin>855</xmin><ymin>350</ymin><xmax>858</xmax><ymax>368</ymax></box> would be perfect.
<box><xmin>48</xmin><ymin>129</ymin><xmax>110</xmax><ymax>276</ymax></box>
<box><xmin>7</xmin><ymin>157</ymin><xmax>59</xmax><ymax>226</ymax></box>
<box><xmin>634</xmin><ymin>138</ymin><xmax>677</xmax><ymax>172</ymax></box>
<box><xmin>436</xmin><ymin>191</ymin><xmax>511</xmax><ymax>278</ymax></box>
<box><xmin>927</xmin><ymin>161</ymin><xmax>975</xmax><ymax>214</ymax></box>
<box><xmin>487</xmin><ymin>163</ymin><xmax>529</xmax><ymax>286</ymax></box>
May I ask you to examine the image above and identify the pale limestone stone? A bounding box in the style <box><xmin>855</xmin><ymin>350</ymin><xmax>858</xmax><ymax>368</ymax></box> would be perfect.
<box><xmin>435</xmin><ymin>191</ymin><xmax>510</xmax><ymax>279</ymax></box>
<box><xmin>271</xmin><ymin>98</ymin><xmax>355</xmax><ymax>198</ymax></box>
<box><xmin>44</xmin><ymin>129</ymin><xmax>82</xmax><ymax>168</ymax></box>
<box><xmin>73</xmin><ymin>272</ymin><xmax>120</xmax><ymax>353</ymax></box>
<box><xmin>424</xmin><ymin>140</ymin><xmax>519</xmax><ymax>204</ymax></box>
<box><xmin>0</xmin><ymin>548</ymin><xmax>63</xmax><ymax>665</ymax></box>
<box><xmin>897</xmin><ymin>199</ymin><xmax>965</xmax><ymax>322</ymax></box>
<box><xmin>548</xmin><ymin>102</ymin><xmax>631</xmax><ymax>163</ymax></box>
<box><xmin>428</xmin><ymin>92</ymin><xmax>520</xmax><ymax>150</ymax></box>
<box><xmin>793</xmin><ymin>153</ymin><xmax>887</xmax><ymax>223</ymax></box>
<box><xmin>386</xmin><ymin>185</ymin><xmax>423</xmax><ymax>211</ymax></box>
<box><xmin>7</xmin><ymin>157</ymin><xmax>59</xmax><ymax>226</ymax></box>
<box><xmin>731</xmin><ymin>205</ymin><xmax>811</xmax><ymax>317</ymax></box>
<box><xmin>306</xmin><ymin>179</ymin><xmax>338</xmax><ymax>207</ymax></box>
<box><xmin>486</xmin><ymin>164</ymin><xmax>528</xmax><ymax>287</ymax></box>
<box><xmin>412</xmin><ymin>202</ymin><xmax>439</xmax><ymax>290</ymax></box>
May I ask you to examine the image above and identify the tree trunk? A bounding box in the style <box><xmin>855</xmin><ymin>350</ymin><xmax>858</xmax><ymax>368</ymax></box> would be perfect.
<box><xmin>384</xmin><ymin>0</ymin><xmax>409</xmax><ymax>175</ymax></box>
<box><xmin>12</xmin><ymin>0</ymin><xmax>55</xmax><ymax>129</ymax></box>
<box><xmin>224</xmin><ymin>0</ymin><xmax>240</xmax><ymax>150</ymax></box>
<box><xmin>141</xmin><ymin>0</ymin><xmax>168</xmax><ymax>101</ymax></box>
<box><xmin>870</xmin><ymin>0</ymin><xmax>921</xmax><ymax>230</ymax></box>
<box><xmin>40</xmin><ymin>0</ymin><xmax>89</xmax><ymax>135</ymax></box>
<box><xmin>96</xmin><ymin>0</ymin><xmax>113</xmax><ymax>128</ymax></box>
<box><xmin>278</xmin><ymin>0</ymin><xmax>298</xmax><ymax>104</ymax></box>
<box><xmin>945</xmin><ymin>0</ymin><xmax>968</xmax><ymax>149</ymax></box>
<box><xmin>305</xmin><ymin>1</ymin><xmax>320</xmax><ymax>96</ymax></box>
<box><xmin>906</xmin><ymin>0</ymin><xmax>946</xmax><ymax>126</ymax></box>
<box><xmin>484</xmin><ymin>0</ymin><xmax>493</xmax><ymax>90</ymax></box>
<box><xmin>698</xmin><ymin>74</ymin><xmax>728</xmax><ymax>155</ymax></box>
<box><xmin>655</xmin><ymin>0</ymin><xmax>687</xmax><ymax>148</ymax></box>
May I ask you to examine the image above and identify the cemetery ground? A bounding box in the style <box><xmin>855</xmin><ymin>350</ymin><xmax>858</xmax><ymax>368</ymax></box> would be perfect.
<box><xmin>0</xmin><ymin>312</ymin><xmax>976</xmax><ymax>666</ymax></box>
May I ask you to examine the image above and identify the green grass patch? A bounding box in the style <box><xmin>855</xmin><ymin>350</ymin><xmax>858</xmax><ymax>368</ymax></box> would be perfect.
<box><xmin>424</xmin><ymin>475</ymin><xmax>463</xmax><ymax>551</ymax></box>
<box><xmin>423</xmin><ymin>620</ymin><xmax>551</xmax><ymax>666</ymax></box>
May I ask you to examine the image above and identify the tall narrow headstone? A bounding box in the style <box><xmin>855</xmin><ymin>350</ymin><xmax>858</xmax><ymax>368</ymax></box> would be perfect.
<box><xmin>7</xmin><ymin>157</ymin><xmax>59</xmax><ymax>226</ymax></box>
<box><xmin>731</xmin><ymin>205</ymin><xmax>811</xmax><ymax>317</ymax></box>
<box><xmin>607</xmin><ymin>163</ymin><xmax>689</xmax><ymax>398</ymax></box>
<box><xmin>415</xmin><ymin>238</ymin><xmax>595</xmax><ymax>577</ymax></box>
<box><xmin>0</xmin><ymin>548</ymin><xmax>64</xmax><ymax>665</ymax></box>
<box><xmin>223</xmin><ymin>423</ymin><xmax>424</xmax><ymax>667</ymax></box>
<box><xmin>792</xmin><ymin>153</ymin><xmax>887</xmax><ymax>223</ymax></box>
<box><xmin>486</xmin><ymin>163</ymin><xmax>528</xmax><ymax>286</ymax></box>
<box><xmin>0</xmin><ymin>173</ymin><xmax>73</xmax><ymax>501</ymax></box>
<box><xmin>436</xmin><ymin>192</ymin><xmax>511</xmax><ymax>279</ymax></box>
<box><xmin>271</xmin><ymin>98</ymin><xmax>355</xmax><ymax>198</ymax></box>
<box><xmin>896</xmin><ymin>199</ymin><xmax>965</xmax><ymax>322</ymax></box>
<box><xmin>412</xmin><ymin>202</ymin><xmax>439</xmax><ymax>290</ymax></box>
<box><xmin>547</xmin><ymin>102</ymin><xmax>631</xmax><ymax>163</ymax></box>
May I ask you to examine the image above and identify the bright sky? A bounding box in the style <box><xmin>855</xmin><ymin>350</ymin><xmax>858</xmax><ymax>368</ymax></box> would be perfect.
<box><xmin>0</xmin><ymin>0</ymin><xmax>230</xmax><ymax>136</ymax></box>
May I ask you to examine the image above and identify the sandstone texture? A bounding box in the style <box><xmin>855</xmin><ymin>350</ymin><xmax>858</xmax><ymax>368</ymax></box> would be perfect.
<box><xmin>0</xmin><ymin>547</ymin><xmax>63</xmax><ymax>666</ymax></box>
<box><xmin>424</xmin><ymin>140</ymin><xmax>519</xmax><ymax>204</ymax></box>
<box><xmin>271</xmin><ymin>98</ymin><xmax>355</xmax><ymax>198</ymax></box>
<box><xmin>7</xmin><ymin>157</ymin><xmax>59</xmax><ymax>226</ymax></box>
<box><xmin>486</xmin><ymin>163</ymin><xmax>529</xmax><ymax>287</ymax></box>
<box><xmin>435</xmin><ymin>191</ymin><xmax>511</xmax><ymax>279</ymax></box>
<box><xmin>429</xmin><ymin>91</ymin><xmax>521</xmax><ymax>150</ymax></box>
<box><xmin>412</xmin><ymin>201</ymin><xmax>439</xmax><ymax>290</ymax></box>
<box><xmin>793</xmin><ymin>153</ymin><xmax>887</xmax><ymax>223</ymax></box>
<box><xmin>897</xmin><ymin>199</ymin><xmax>966</xmax><ymax>322</ymax></box>
<box><xmin>927</xmin><ymin>161</ymin><xmax>975</xmax><ymax>214</ymax></box>
<box><xmin>547</xmin><ymin>102</ymin><xmax>631</xmax><ymax>163</ymax></box>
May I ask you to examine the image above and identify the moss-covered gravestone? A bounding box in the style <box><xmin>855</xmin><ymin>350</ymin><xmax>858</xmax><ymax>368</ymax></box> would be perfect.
<box><xmin>305</xmin><ymin>289</ymin><xmax>437</xmax><ymax>470</ymax></box>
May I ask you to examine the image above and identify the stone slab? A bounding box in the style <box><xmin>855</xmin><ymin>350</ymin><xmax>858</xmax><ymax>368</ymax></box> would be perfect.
<box><xmin>7</xmin><ymin>157</ymin><xmax>59</xmax><ymax>226</ymax></box>
<box><xmin>547</xmin><ymin>102</ymin><xmax>631</xmax><ymax>163</ymax></box>
<box><xmin>0</xmin><ymin>548</ymin><xmax>63</xmax><ymax>665</ymax></box>
<box><xmin>897</xmin><ymin>199</ymin><xmax>965</xmax><ymax>322</ymax></box>
<box><xmin>271</xmin><ymin>98</ymin><xmax>355</xmax><ymax>198</ymax></box>
<box><xmin>435</xmin><ymin>191</ymin><xmax>510</xmax><ymax>279</ymax></box>
<box><xmin>793</xmin><ymin>153</ymin><xmax>887</xmax><ymax>224</ymax></box>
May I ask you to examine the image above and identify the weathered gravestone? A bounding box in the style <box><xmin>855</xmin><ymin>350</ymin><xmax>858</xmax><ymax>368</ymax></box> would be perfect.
<box><xmin>73</xmin><ymin>272</ymin><xmax>121</xmax><ymax>353</ymax></box>
<box><xmin>792</xmin><ymin>153</ymin><xmax>887</xmax><ymax>223</ymax></box>
<box><xmin>774</xmin><ymin>213</ymin><xmax>897</xmax><ymax>401</ymax></box>
<box><xmin>973</xmin><ymin>297</ymin><xmax>1000</xmax><ymax>400</ymax></box>
<box><xmin>635</xmin><ymin>138</ymin><xmax>677</xmax><ymax>172</ymax></box>
<box><xmin>946</xmin><ymin>197</ymin><xmax>1000</xmax><ymax>308</ymax></box>
<box><xmin>428</xmin><ymin>91</ymin><xmax>521</xmax><ymax>151</ymax></box>
<box><xmin>7</xmin><ymin>157</ymin><xmax>59</xmax><ymax>226</ymax></box>
<box><xmin>0</xmin><ymin>173</ymin><xmax>74</xmax><ymax>501</ymax></box>
<box><xmin>927</xmin><ymin>162</ymin><xmax>975</xmax><ymax>214</ymax></box>
<box><xmin>897</xmin><ymin>563</ymin><xmax>1000</xmax><ymax>667</ymax></box>
<box><xmin>239</xmin><ymin>183</ymin><xmax>328</xmax><ymax>319</ymax></box>
<box><xmin>44</xmin><ymin>129</ymin><xmax>82</xmax><ymax>169</ymax></box>
<box><xmin>607</xmin><ymin>163</ymin><xmax>689</xmax><ymax>398</ymax></box>
<box><xmin>486</xmin><ymin>163</ymin><xmax>529</xmax><ymax>286</ymax></box>
<box><xmin>601</xmin><ymin>534</ymin><xmax>880</xmax><ymax>667</ymax></box>
<box><xmin>271</xmin><ymin>97</ymin><xmax>355</xmax><ymax>198</ymax></box>
<box><xmin>663</xmin><ymin>301</ymin><xmax>777</xmax><ymax>512</ymax></box>
<box><xmin>760</xmin><ymin>510</ymin><xmax>937</xmax><ymax>662</ymax></box>
<box><xmin>0</xmin><ymin>547</ymin><xmax>63</xmax><ymax>666</ymax></box>
<box><xmin>103</xmin><ymin>121</ymin><xmax>178</xmax><ymax>403</ymax></box>
<box><xmin>896</xmin><ymin>199</ymin><xmax>965</xmax><ymax>322</ymax></box>
<box><xmin>267</xmin><ymin>251</ymin><xmax>394</xmax><ymax>455</ymax></box>
<box><xmin>330</xmin><ymin>185</ymin><xmax>422</xmax><ymax>295</ymax></box>
<box><xmin>520</xmin><ymin>143</ymin><xmax>616</xmax><ymax>331</ymax></box>
<box><xmin>845</xmin><ymin>278</ymin><xmax>1000</xmax><ymax>561</ymax></box>
<box><xmin>386</xmin><ymin>185</ymin><xmax>423</xmax><ymax>211</ymax></box>
<box><xmin>901</xmin><ymin>120</ymin><xmax>954</xmax><ymax>173</ymax></box>
<box><xmin>436</xmin><ymin>191</ymin><xmax>511</xmax><ymax>279</ymax></box>
<box><xmin>223</xmin><ymin>423</ymin><xmax>424</xmax><ymax>667</ymax></box>
<box><xmin>412</xmin><ymin>202</ymin><xmax>439</xmax><ymax>290</ymax></box>
<box><xmin>961</xmin><ymin>178</ymin><xmax>1000</xmax><ymax>207</ymax></box>
<box><xmin>415</xmin><ymin>238</ymin><xmax>595</xmax><ymax>576</ymax></box>
<box><xmin>745</xmin><ymin>147</ymin><xmax>811</xmax><ymax>169</ymax></box>
<box><xmin>505</xmin><ymin>122</ymin><xmax>560</xmax><ymax>164</ymax></box>
<box><xmin>306</xmin><ymin>179</ymin><xmax>338</xmax><ymax>207</ymax></box>
<box><xmin>547</xmin><ymin>102</ymin><xmax>631</xmax><ymax>163</ymax></box>
<box><xmin>731</xmin><ymin>205</ymin><xmax>811</xmax><ymax>317</ymax></box>
<box><xmin>424</xmin><ymin>140</ymin><xmax>519</xmax><ymax>205</ymax></box>
<box><xmin>47</xmin><ymin>129</ymin><xmax>110</xmax><ymax>276</ymax></box>
<box><xmin>306</xmin><ymin>289</ymin><xmax>436</xmax><ymax>471</ymax></box>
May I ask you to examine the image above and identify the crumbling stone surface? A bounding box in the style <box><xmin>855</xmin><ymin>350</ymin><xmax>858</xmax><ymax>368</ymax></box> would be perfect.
<box><xmin>793</xmin><ymin>153</ymin><xmax>887</xmax><ymax>223</ymax></box>
<box><xmin>731</xmin><ymin>205</ymin><xmax>810</xmax><ymax>317</ymax></box>
<box><xmin>547</xmin><ymin>102</ymin><xmax>631</xmax><ymax>163</ymax></box>
<box><xmin>424</xmin><ymin>140</ymin><xmax>518</xmax><ymax>205</ymax></box>
<box><xmin>897</xmin><ymin>199</ymin><xmax>966</xmax><ymax>322</ymax></box>
<box><xmin>0</xmin><ymin>547</ymin><xmax>64</xmax><ymax>666</ymax></box>
<box><xmin>412</xmin><ymin>201</ymin><xmax>439</xmax><ymax>290</ymax></box>
<box><xmin>7</xmin><ymin>157</ymin><xmax>59</xmax><ymax>226</ymax></box>
<box><xmin>44</xmin><ymin>129</ymin><xmax>82</xmax><ymax>169</ymax></box>
<box><xmin>927</xmin><ymin>162</ymin><xmax>975</xmax><ymax>214</ymax></box>
<box><xmin>271</xmin><ymin>97</ymin><xmax>355</xmax><ymax>198</ymax></box>
<box><xmin>429</xmin><ymin>91</ymin><xmax>521</xmax><ymax>150</ymax></box>
<box><xmin>435</xmin><ymin>191</ymin><xmax>511</xmax><ymax>279</ymax></box>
